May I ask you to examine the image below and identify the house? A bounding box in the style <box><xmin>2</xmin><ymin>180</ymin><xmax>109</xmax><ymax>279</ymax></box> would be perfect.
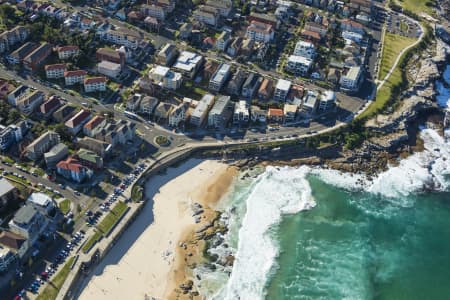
<box><xmin>56</xmin><ymin>45</ymin><xmax>79</xmax><ymax>59</ymax></box>
<box><xmin>293</xmin><ymin>41</ymin><xmax>316</xmax><ymax>59</ymax></box>
<box><xmin>209</xmin><ymin>63</ymin><xmax>231</xmax><ymax>92</ymax></box>
<box><xmin>77</xmin><ymin>149</ymin><xmax>103</xmax><ymax>169</ymax></box>
<box><xmin>341</xmin><ymin>19</ymin><xmax>365</xmax><ymax>35</ymax></box>
<box><xmin>45</xmin><ymin>63</ymin><xmax>66</xmax><ymax>79</ymax></box>
<box><xmin>65</xmin><ymin>109</ymin><xmax>91</xmax><ymax>135</ymax></box>
<box><xmin>64</xmin><ymin>70</ymin><xmax>87</xmax><ymax>86</ymax></box>
<box><xmin>44</xmin><ymin>143</ymin><xmax>69</xmax><ymax>167</ymax></box>
<box><xmin>78</xmin><ymin>137</ymin><xmax>111</xmax><ymax>158</ymax></box>
<box><xmin>97</xmin><ymin>60</ymin><xmax>121</xmax><ymax>78</ymax></box>
<box><xmin>173</xmin><ymin>51</ymin><xmax>203</xmax><ymax>78</ymax></box>
<box><xmin>208</xmin><ymin>95</ymin><xmax>232</xmax><ymax>128</ymax></box>
<box><xmin>286</xmin><ymin>55</ymin><xmax>313</xmax><ymax>76</ymax></box>
<box><xmin>267</xmin><ymin>108</ymin><xmax>284</xmax><ymax>123</ymax></box>
<box><xmin>96</xmin><ymin>48</ymin><xmax>126</xmax><ymax>67</ymax></box>
<box><xmin>8</xmin><ymin>204</ymin><xmax>48</xmax><ymax>246</ymax></box>
<box><xmin>56</xmin><ymin>157</ymin><xmax>93</xmax><ymax>183</ymax></box>
<box><xmin>169</xmin><ymin>102</ymin><xmax>190</xmax><ymax>127</ymax></box>
<box><xmin>0</xmin><ymin>231</ymin><xmax>28</xmax><ymax>261</ymax></box>
<box><xmin>84</xmin><ymin>77</ymin><xmax>107</xmax><ymax>93</ymax></box>
<box><xmin>300</xmin><ymin>29</ymin><xmax>321</xmax><ymax>44</ymax></box>
<box><xmin>139</xmin><ymin>96</ymin><xmax>159</xmax><ymax>116</ymax></box>
<box><xmin>206</xmin><ymin>0</ymin><xmax>232</xmax><ymax>17</ymax></box>
<box><xmin>83</xmin><ymin>115</ymin><xmax>106</xmax><ymax>137</ymax></box>
<box><xmin>6</xmin><ymin>42</ymin><xmax>38</xmax><ymax>64</ymax></box>
<box><xmin>318</xmin><ymin>90</ymin><xmax>337</xmax><ymax>111</ymax></box>
<box><xmin>226</xmin><ymin>69</ymin><xmax>247</xmax><ymax>96</ymax></box>
<box><xmin>27</xmin><ymin>193</ymin><xmax>55</xmax><ymax>216</ymax></box>
<box><xmin>304</xmin><ymin>22</ymin><xmax>328</xmax><ymax>38</ymax></box>
<box><xmin>40</xmin><ymin>95</ymin><xmax>63</xmax><ymax>116</ymax></box>
<box><xmin>193</xmin><ymin>5</ymin><xmax>220</xmax><ymax>26</ymax></box>
<box><xmin>23</xmin><ymin>43</ymin><xmax>52</xmax><ymax>71</ymax></box>
<box><xmin>257</xmin><ymin>78</ymin><xmax>274</xmax><ymax>101</ymax></box>
<box><xmin>251</xmin><ymin>106</ymin><xmax>267</xmax><ymax>123</ymax></box>
<box><xmin>227</xmin><ymin>37</ymin><xmax>242</xmax><ymax>57</ymax></box>
<box><xmin>283</xmin><ymin>104</ymin><xmax>298</xmax><ymax>122</ymax></box>
<box><xmin>156</xmin><ymin>43</ymin><xmax>178</xmax><ymax>66</ymax></box>
<box><xmin>233</xmin><ymin>100</ymin><xmax>249</xmax><ymax>124</ymax></box>
<box><xmin>0</xmin><ymin>178</ymin><xmax>18</xmax><ymax>213</ymax></box>
<box><xmin>273</xmin><ymin>79</ymin><xmax>292</xmax><ymax>102</ymax></box>
<box><xmin>246</xmin><ymin>21</ymin><xmax>274</xmax><ymax>43</ymax></box>
<box><xmin>154</xmin><ymin>102</ymin><xmax>175</xmax><ymax>121</ymax></box>
<box><xmin>248</xmin><ymin>12</ymin><xmax>279</xmax><ymax>29</ymax></box>
<box><xmin>190</xmin><ymin>94</ymin><xmax>215</xmax><ymax>127</ymax></box>
<box><xmin>216</xmin><ymin>31</ymin><xmax>231</xmax><ymax>51</ymax></box>
<box><xmin>241</xmin><ymin>73</ymin><xmax>261</xmax><ymax>99</ymax></box>
<box><xmin>149</xmin><ymin>65</ymin><xmax>182</xmax><ymax>90</ymax></box>
<box><xmin>301</xmin><ymin>90</ymin><xmax>319</xmax><ymax>115</ymax></box>
<box><xmin>52</xmin><ymin>104</ymin><xmax>76</xmax><ymax>123</ymax></box>
<box><xmin>339</xmin><ymin>66</ymin><xmax>363</xmax><ymax>93</ymax></box>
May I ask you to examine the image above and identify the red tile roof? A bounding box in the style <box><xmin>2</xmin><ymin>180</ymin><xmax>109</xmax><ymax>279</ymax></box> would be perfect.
<box><xmin>301</xmin><ymin>29</ymin><xmax>321</xmax><ymax>41</ymax></box>
<box><xmin>40</xmin><ymin>96</ymin><xmax>62</xmax><ymax>114</ymax></box>
<box><xmin>342</xmin><ymin>18</ymin><xmax>364</xmax><ymax>28</ymax></box>
<box><xmin>84</xmin><ymin>77</ymin><xmax>106</xmax><ymax>85</ymax></box>
<box><xmin>84</xmin><ymin>115</ymin><xmax>105</xmax><ymax>131</ymax></box>
<box><xmin>0</xmin><ymin>231</ymin><xmax>26</xmax><ymax>251</ymax></box>
<box><xmin>57</xmin><ymin>45</ymin><xmax>79</xmax><ymax>52</ymax></box>
<box><xmin>45</xmin><ymin>63</ymin><xmax>66</xmax><ymax>71</ymax></box>
<box><xmin>66</xmin><ymin>109</ymin><xmax>91</xmax><ymax>128</ymax></box>
<box><xmin>56</xmin><ymin>157</ymin><xmax>85</xmax><ymax>173</ymax></box>
<box><xmin>268</xmin><ymin>108</ymin><xmax>283</xmax><ymax>117</ymax></box>
<box><xmin>64</xmin><ymin>70</ymin><xmax>87</xmax><ymax>77</ymax></box>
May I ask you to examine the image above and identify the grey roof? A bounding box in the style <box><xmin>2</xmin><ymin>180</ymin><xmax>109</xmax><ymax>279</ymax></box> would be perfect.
<box><xmin>211</xmin><ymin>63</ymin><xmax>231</xmax><ymax>83</ymax></box>
<box><xmin>210</xmin><ymin>95</ymin><xmax>231</xmax><ymax>115</ymax></box>
<box><xmin>0</xmin><ymin>178</ymin><xmax>15</xmax><ymax>196</ymax></box>
<box><xmin>13</xmin><ymin>204</ymin><xmax>37</xmax><ymax>225</ymax></box>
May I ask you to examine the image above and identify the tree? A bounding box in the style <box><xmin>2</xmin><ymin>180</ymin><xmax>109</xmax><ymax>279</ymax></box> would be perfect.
<box><xmin>54</xmin><ymin>123</ymin><xmax>72</xmax><ymax>143</ymax></box>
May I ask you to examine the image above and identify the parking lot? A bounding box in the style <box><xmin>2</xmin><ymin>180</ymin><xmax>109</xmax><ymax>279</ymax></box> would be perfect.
<box><xmin>386</xmin><ymin>12</ymin><xmax>422</xmax><ymax>38</ymax></box>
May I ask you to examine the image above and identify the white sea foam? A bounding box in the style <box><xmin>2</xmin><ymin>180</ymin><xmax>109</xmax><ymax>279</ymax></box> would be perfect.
<box><xmin>218</xmin><ymin>166</ymin><xmax>315</xmax><ymax>300</ymax></box>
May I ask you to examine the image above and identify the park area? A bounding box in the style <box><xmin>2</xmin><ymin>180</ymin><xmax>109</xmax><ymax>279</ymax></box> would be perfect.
<box><xmin>396</xmin><ymin>0</ymin><xmax>435</xmax><ymax>15</ymax></box>
<box><xmin>379</xmin><ymin>32</ymin><xmax>416</xmax><ymax>81</ymax></box>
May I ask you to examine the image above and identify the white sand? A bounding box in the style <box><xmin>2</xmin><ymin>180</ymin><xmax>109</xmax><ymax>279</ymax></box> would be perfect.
<box><xmin>78</xmin><ymin>159</ymin><xmax>230</xmax><ymax>300</ymax></box>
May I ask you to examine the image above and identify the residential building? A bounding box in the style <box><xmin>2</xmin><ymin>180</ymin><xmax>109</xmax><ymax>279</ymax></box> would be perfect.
<box><xmin>226</xmin><ymin>69</ymin><xmax>247</xmax><ymax>96</ymax></box>
<box><xmin>190</xmin><ymin>94</ymin><xmax>215</xmax><ymax>127</ymax></box>
<box><xmin>83</xmin><ymin>116</ymin><xmax>106</xmax><ymax>137</ymax></box>
<box><xmin>7</xmin><ymin>85</ymin><xmax>30</xmax><ymax>107</ymax></box>
<box><xmin>257</xmin><ymin>78</ymin><xmax>274</xmax><ymax>101</ymax></box>
<box><xmin>248</xmin><ymin>12</ymin><xmax>279</xmax><ymax>29</ymax></box>
<box><xmin>341</xmin><ymin>19</ymin><xmax>365</xmax><ymax>35</ymax></box>
<box><xmin>97</xmin><ymin>60</ymin><xmax>121</xmax><ymax>78</ymax></box>
<box><xmin>342</xmin><ymin>31</ymin><xmax>364</xmax><ymax>43</ymax></box>
<box><xmin>233</xmin><ymin>100</ymin><xmax>249</xmax><ymax>123</ymax></box>
<box><xmin>98</xmin><ymin>28</ymin><xmax>140</xmax><ymax>49</ymax></box>
<box><xmin>40</xmin><ymin>96</ymin><xmax>63</xmax><ymax>117</ymax></box>
<box><xmin>45</xmin><ymin>63</ymin><xmax>66</xmax><ymax>79</ymax></box>
<box><xmin>287</xmin><ymin>84</ymin><xmax>305</xmax><ymax>105</ymax></box>
<box><xmin>77</xmin><ymin>149</ymin><xmax>103</xmax><ymax>169</ymax></box>
<box><xmin>318</xmin><ymin>90</ymin><xmax>337</xmax><ymax>111</ymax></box>
<box><xmin>52</xmin><ymin>104</ymin><xmax>76</xmax><ymax>123</ymax></box>
<box><xmin>193</xmin><ymin>6</ymin><xmax>220</xmax><ymax>27</ymax></box>
<box><xmin>286</xmin><ymin>55</ymin><xmax>313</xmax><ymax>75</ymax></box>
<box><xmin>78</xmin><ymin>137</ymin><xmax>111</xmax><ymax>158</ymax></box>
<box><xmin>56</xmin><ymin>157</ymin><xmax>93</xmax><ymax>183</ymax></box>
<box><xmin>208</xmin><ymin>95</ymin><xmax>232</xmax><ymax>128</ymax></box>
<box><xmin>156</xmin><ymin>43</ymin><xmax>178</xmax><ymax>66</ymax></box>
<box><xmin>173</xmin><ymin>51</ymin><xmax>203</xmax><ymax>78</ymax></box>
<box><xmin>139</xmin><ymin>96</ymin><xmax>159</xmax><ymax>116</ymax></box>
<box><xmin>301</xmin><ymin>90</ymin><xmax>319</xmax><ymax>115</ymax></box>
<box><xmin>246</xmin><ymin>21</ymin><xmax>274</xmax><ymax>43</ymax></box>
<box><xmin>227</xmin><ymin>37</ymin><xmax>242</xmax><ymax>57</ymax></box>
<box><xmin>44</xmin><ymin>143</ymin><xmax>69</xmax><ymax>167</ymax></box>
<box><xmin>154</xmin><ymin>102</ymin><xmax>175</xmax><ymax>121</ymax></box>
<box><xmin>0</xmin><ymin>122</ymin><xmax>29</xmax><ymax>151</ymax></box>
<box><xmin>64</xmin><ymin>70</ymin><xmax>87</xmax><ymax>86</ymax></box>
<box><xmin>209</xmin><ymin>63</ymin><xmax>231</xmax><ymax>92</ymax></box>
<box><xmin>144</xmin><ymin>16</ymin><xmax>161</xmax><ymax>32</ymax></box>
<box><xmin>0</xmin><ymin>178</ymin><xmax>18</xmax><ymax>212</ymax></box>
<box><xmin>179</xmin><ymin>23</ymin><xmax>193</xmax><ymax>40</ymax></box>
<box><xmin>206</xmin><ymin>0</ymin><xmax>232</xmax><ymax>17</ymax></box>
<box><xmin>300</xmin><ymin>29</ymin><xmax>321</xmax><ymax>43</ymax></box>
<box><xmin>251</xmin><ymin>106</ymin><xmax>267</xmax><ymax>123</ymax></box>
<box><xmin>339</xmin><ymin>66</ymin><xmax>363</xmax><ymax>93</ymax></box>
<box><xmin>96</xmin><ymin>48</ymin><xmax>125</xmax><ymax>67</ymax></box>
<box><xmin>273</xmin><ymin>79</ymin><xmax>292</xmax><ymax>102</ymax></box>
<box><xmin>304</xmin><ymin>22</ymin><xmax>328</xmax><ymax>37</ymax></box>
<box><xmin>203</xmin><ymin>60</ymin><xmax>219</xmax><ymax>81</ymax></box>
<box><xmin>23</xmin><ymin>43</ymin><xmax>52</xmax><ymax>71</ymax></box>
<box><xmin>267</xmin><ymin>108</ymin><xmax>284</xmax><ymax>123</ymax></box>
<box><xmin>8</xmin><ymin>204</ymin><xmax>48</xmax><ymax>246</ymax></box>
<box><xmin>216</xmin><ymin>31</ymin><xmax>231</xmax><ymax>51</ymax></box>
<box><xmin>56</xmin><ymin>45</ymin><xmax>80</xmax><ymax>59</ymax></box>
<box><xmin>65</xmin><ymin>109</ymin><xmax>91</xmax><ymax>135</ymax></box>
<box><xmin>84</xmin><ymin>77</ymin><xmax>107</xmax><ymax>93</ymax></box>
<box><xmin>140</xmin><ymin>4</ymin><xmax>166</xmax><ymax>20</ymax></box>
<box><xmin>293</xmin><ymin>41</ymin><xmax>316</xmax><ymax>59</ymax></box>
<box><xmin>27</xmin><ymin>193</ymin><xmax>55</xmax><ymax>216</ymax></box>
<box><xmin>168</xmin><ymin>102</ymin><xmax>190</xmax><ymax>127</ymax></box>
<box><xmin>283</xmin><ymin>104</ymin><xmax>298</xmax><ymax>122</ymax></box>
<box><xmin>6</xmin><ymin>42</ymin><xmax>38</xmax><ymax>64</ymax></box>
<box><xmin>0</xmin><ymin>231</ymin><xmax>27</xmax><ymax>261</ymax></box>
<box><xmin>16</xmin><ymin>90</ymin><xmax>45</xmax><ymax>115</ymax></box>
<box><xmin>94</xmin><ymin>120</ymin><xmax>136</xmax><ymax>146</ymax></box>
<box><xmin>0</xmin><ymin>79</ymin><xmax>13</xmax><ymax>98</ymax></box>
<box><xmin>126</xmin><ymin>94</ymin><xmax>142</xmax><ymax>112</ymax></box>
<box><xmin>149</xmin><ymin>65</ymin><xmax>182</xmax><ymax>90</ymax></box>
<box><xmin>241</xmin><ymin>73</ymin><xmax>261</xmax><ymax>99</ymax></box>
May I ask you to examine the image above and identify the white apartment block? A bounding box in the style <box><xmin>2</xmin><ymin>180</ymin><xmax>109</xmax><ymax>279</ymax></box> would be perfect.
<box><xmin>293</xmin><ymin>41</ymin><xmax>316</xmax><ymax>59</ymax></box>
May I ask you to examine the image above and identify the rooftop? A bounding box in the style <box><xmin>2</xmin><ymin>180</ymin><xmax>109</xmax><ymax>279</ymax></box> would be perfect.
<box><xmin>276</xmin><ymin>79</ymin><xmax>292</xmax><ymax>91</ymax></box>
<box><xmin>27</xmin><ymin>192</ymin><xmax>52</xmax><ymax>208</ymax></box>
<box><xmin>0</xmin><ymin>178</ymin><xmax>15</xmax><ymax>197</ymax></box>
<box><xmin>211</xmin><ymin>63</ymin><xmax>231</xmax><ymax>83</ymax></box>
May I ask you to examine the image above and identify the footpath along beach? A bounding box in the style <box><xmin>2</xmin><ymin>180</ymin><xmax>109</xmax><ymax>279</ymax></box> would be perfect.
<box><xmin>76</xmin><ymin>159</ymin><xmax>237</xmax><ymax>300</ymax></box>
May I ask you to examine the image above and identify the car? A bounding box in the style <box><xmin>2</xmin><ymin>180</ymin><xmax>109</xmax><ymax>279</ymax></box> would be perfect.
<box><xmin>74</xmin><ymin>191</ymin><xmax>81</xmax><ymax>196</ymax></box>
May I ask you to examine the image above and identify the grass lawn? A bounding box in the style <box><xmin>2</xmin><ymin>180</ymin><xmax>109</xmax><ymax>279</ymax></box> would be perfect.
<box><xmin>396</xmin><ymin>0</ymin><xmax>435</xmax><ymax>15</ymax></box>
<box><xmin>5</xmin><ymin>175</ymin><xmax>29</xmax><ymax>186</ymax></box>
<box><xmin>96</xmin><ymin>201</ymin><xmax>128</xmax><ymax>234</ymax></box>
<box><xmin>82</xmin><ymin>231</ymin><xmax>102</xmax><ymax>253</ymax></box>
<box><xmin>1</xmin><ymin>156</ymin><xmax>14</xmax><ymax>164</ymax></box>
<box><xmin>36</xmin><ymin>257</ymin><xmax>75</xmax><ymax>300</ymax></box>
<box><xmin>131</xmin><ymin>185</ymin><xmax>143</xmax><ymax>202</ymax></box>
<box><xmin>379</xmin><ymin>33</ymin><xmax>416</xmax><ymax>81</ymax></box>
<box><xmin>59</xmin><ymin>199</ymin><xmax>71</xmax><ymax>215</ymax></box>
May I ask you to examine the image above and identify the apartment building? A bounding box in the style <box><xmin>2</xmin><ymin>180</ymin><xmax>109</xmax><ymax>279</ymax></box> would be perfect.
<box><xmin>190</xmin><ymin>94</ymin><xmax>215</xmax><ymax>127</ymax></box>
<box><xmin>226</xmin><ymin>69</ymin><xmax>247</xmax><ymax>96</ymax></box>
<box><xmin>208</xmin><ymin>95</ymin><xmax>232</xmax><ymax>128</ymax></box>
<box><xmin>97</xmin><ymin>60</ymin><xmax>122</xmax><ymax>78</ymax></box>
<box><xmin>241</xmin><ymin>73</ymin><xmax>261</xmax><ymax>99</ymax></box>
<box><xmin>96</xmin><ymin>48</ymin><xmax>126</xmax><ymax>66</ymax></box>
<box><xmin>64</xmin><ymin>70</ymin><xmax>87</xmax><ymax>86</ymax></box>
<box><xmin>215</xmin><ymin>31</ymin><xmax>231</xmax><ymax>51</ymax></box>
<box><xmin>273</xmin><ymin>79</ymin><xmax>292</xmax><ymax>102</ymax></box>
<box><xmin>286</xmin><ymin>55</ymin><xmax>313</xmax><ymax>76</ymax></box>
<box><xmin>23</xmin><ymin>43</ymin><xmax>52</xmax><ymax>71</ymax></box>
<box><xmin>209</xmin><ymin>63</ymin><xmax>231</xmax><ymax>92</ymax></box>
<box><xmin>293</xmin><ymin>41</ymin><xmax>316</xmax><ymax>59</ymax></box>
<box><xmin>98</xmin><ymin>28</ymin><xmax>140</xmax><ymax>49</ymax></box>
<box><xmin>193</xmin><ymin>5</ymin><xmax>220</xmax><ymax>27</ymax></box>
<box><xmin>206</xmin><ymin>0</ymin><xmax>232</xmax><ymax>16</ymax></box>
<box><xmin>56</xmin><ymin>157</ymin><xmax>93</xmax><ymax>183</ymax></box>
<box><xmin>339</xmin><ymin>66</ymin><xmax>363</xmax><ymax>93</ymax></box>
<box><xmin>45</xmin><ymin>63</ymin><xmax>66</xmax><ymax>79</ymax></box>
<box><xmin>233</xmin><ymin>100</ymin><xmax>249</xmax><ymax>124</ymax></box>
<box><xmin>149</xmin><ymin>65</ymin><xmax>183</xmax><ymax>90</ymax></box>
<box><xmin>257</xmin><ymin>78</ymin><xmax>274</xmax><ymax>101</ymax></box>
<box><xmin>318</xmin><ymin>90</ymin><xmax>337</xmax><ymax>111</ymax></box>
<box><xmin>156</xmin><ymin>43</ymin><xmax>178</xmax><ymax>66</ymax></box>
<box><xmin>6</xmin><ymin>42</ymin><xmax>38</xmax><ymax>64</ymax></box>
<box><xmin>40</xmin><ymin>95</ymin><xmax>63</xmax><ymax>115</ymax></box>
<box><xmin>173</xmin><ymin>51</ymin><xmax>203</xmax><ymax>78</ymax></box>
<box><xmin>246</xmin><ymin>21</ymin><xmax>274</xmax><ymax>43</ymax></box>
<box><xmin>84</xmin><ymin>77</ymin><xmax>107</xmax><ymax>93</ymax></box>
<box><xmin>44</xmin><ymin>143</ymin><xmax>69</xmax><ymax>167</ymax></box>
<box><xmin>83</xmin><ymin>115</ymin><xmax>106</xmax><ymax>137</ymax></box>
<box><xmin>168</xmin><ymin>102</ymin><xmax>190</xmax><ymax>127</ymax></box>
<box><xmin>8</xmin><ymin>204</ymin><xmax>48</xmax><ymax>247</ymax></box>
<box><xmin>65</xmin><ymin>109</ymin><xmax>91</xmax><ymax>135</ymax></box>
<box><xmin>56</xmin><ymin>45</ymin><xmax>80</xmax><ymax>59</ymax></box>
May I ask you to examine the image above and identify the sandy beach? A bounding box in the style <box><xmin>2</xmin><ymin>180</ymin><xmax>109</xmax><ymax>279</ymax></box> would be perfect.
<box><xmin>77</xmin><ymin>159</ymin><xmax>236</xmax><ymax>300</ymax></box>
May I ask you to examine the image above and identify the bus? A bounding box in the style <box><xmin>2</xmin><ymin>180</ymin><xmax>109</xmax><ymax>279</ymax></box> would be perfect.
<box><xmin>124</xmin><ymin>111</ymin><xmax>139</xmax><ymax>120</ymax></box>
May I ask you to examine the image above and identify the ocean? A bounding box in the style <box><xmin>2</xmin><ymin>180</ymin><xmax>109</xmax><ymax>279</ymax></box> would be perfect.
<box><xmin>195</xmin><ymin>65</ymin><xmax>450</xmax><ymax>300</ymax></box>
